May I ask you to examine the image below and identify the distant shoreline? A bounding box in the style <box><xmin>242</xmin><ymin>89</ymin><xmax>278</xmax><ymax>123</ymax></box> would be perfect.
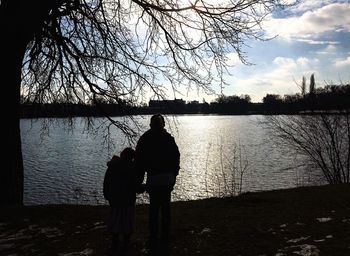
<box><xmin>20</xmin><ymin>103</ymin><xmax>350</xmax><ymax>119</ymax></box>
<box><xmin>20</xmin><ymin>111</ymin><xmax>350</xmax><ymax>119</ymax></box>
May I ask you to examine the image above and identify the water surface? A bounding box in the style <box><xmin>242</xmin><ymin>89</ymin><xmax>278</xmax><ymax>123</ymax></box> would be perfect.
<box><xmin>21</xmin><ymin>115</ymin><xmax>323</xmax><ymax>205</ymax></box>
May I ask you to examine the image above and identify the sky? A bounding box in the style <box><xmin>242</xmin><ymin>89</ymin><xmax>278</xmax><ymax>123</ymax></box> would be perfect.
<box><xmin>178</xmin><ymin>0</ymin><xmax>350</xmax><ymax>103</ymax></box>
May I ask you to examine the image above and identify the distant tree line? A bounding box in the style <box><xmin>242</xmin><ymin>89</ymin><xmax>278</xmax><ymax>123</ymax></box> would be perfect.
<box><xmin>21</xmin><ymin>81</ymin><xmax>350</xmax><ymax>117</ymax></box>
<box><xmin>262</xmin><ymin>75</ymin><xmax>350</xmax><ymax>114</ymax></box>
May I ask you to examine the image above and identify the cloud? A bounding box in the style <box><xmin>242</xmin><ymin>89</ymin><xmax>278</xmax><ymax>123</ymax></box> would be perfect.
<box><xmin>333</xmin><ymin>56</ymin><xmax>350</xmax><ymax>67</ymax></box>
<box><xmin>296</xmin><ymin>57</ymin><xmax>310</xmax><ymax>66</ymax></box>
<box><xmin>268</xmin><ymin>57</ymin><xmax>318</xmax><ymax>82</ymax></box>
<box><xmin>297</xmin><ymin>39</ymin><xmax>339</xmax><ymax>45</ymax></box>
<box><xmin>264</xmin><ymin>3</ymin><xmax>350</xmax><ymax>42</ymax></box>
<box><xmin>286</xmin><ymin>0</ymin><xmax>348</xmax><ymax>14</ymax></box>
<box><xmin>227</xmin><ymin>56</ymin><xmax>320</xmax><ymax>102</ymax></box>
<box><xmin>273</xmin><ymin>57</ymin><xmax>297</xmax><ymax>68</ymax></box>
<box><xmin>225</xmin><ymin>52</ymin><xmax>242</xmax><ymax>66</ymax></box>
<box><xmin>272</xmin><ymin>56</ymin><xmax>319</xmax><ymax>73</ymax></box>
<box><xmin>316</xmin><ymin>44</ymin><xmax>339</xmax><ymax>55</ymax></box>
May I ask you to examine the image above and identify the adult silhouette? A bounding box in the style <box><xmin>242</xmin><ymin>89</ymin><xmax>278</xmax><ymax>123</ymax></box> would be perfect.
<box><xmin>136</xmin><ymin>114</ymin><xmax>180</xmax><ymax>253</ymax></box>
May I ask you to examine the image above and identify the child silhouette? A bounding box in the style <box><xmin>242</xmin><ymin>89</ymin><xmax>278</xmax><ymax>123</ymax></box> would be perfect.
<box><xmin>103</xmin><ymin>147</ymin><xmax>144</xmax><ymax>255</ymax></box>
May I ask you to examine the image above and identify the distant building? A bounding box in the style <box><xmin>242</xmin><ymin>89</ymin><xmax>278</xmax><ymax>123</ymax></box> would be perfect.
<box><xmin>148</xmin><ymin>98</ymin><xmax>186</xmax><ymax>113</ymax></box>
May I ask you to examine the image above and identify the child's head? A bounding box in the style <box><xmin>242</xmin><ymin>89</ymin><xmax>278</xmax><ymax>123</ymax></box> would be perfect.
<box><xmin>120</xmin><ymin>147</ymin><xmax>135</xmax><ymax>162</ymax></box>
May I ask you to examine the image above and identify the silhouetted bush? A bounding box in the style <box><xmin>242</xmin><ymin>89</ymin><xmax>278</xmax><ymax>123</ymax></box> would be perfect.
<box><xmin>262</xmin><ymin>112</ymin><xmax>350</xmax><ymax>184</ymax></box>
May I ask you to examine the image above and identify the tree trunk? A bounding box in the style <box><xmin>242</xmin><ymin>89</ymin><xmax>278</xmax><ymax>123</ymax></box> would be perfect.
<box><xmin>0</xmin><ymin>1</ymin><xmax>35</xmax><ymax>205</ymax></box>
<box><xmin>0</xmin><ymin>0</ymin><xmax>66</xmax><ymax>205</ymax></box>
<box><xmin>0</xmin><ymin>47</ymin><xmax>25</xmax><ymax>205</ymax></box>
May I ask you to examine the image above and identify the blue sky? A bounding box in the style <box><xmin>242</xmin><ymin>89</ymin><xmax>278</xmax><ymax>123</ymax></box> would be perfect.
<box><xmin>181</xmin><ymin>0</ymin><xmax>350</xmax><ymax>103</ymax></box>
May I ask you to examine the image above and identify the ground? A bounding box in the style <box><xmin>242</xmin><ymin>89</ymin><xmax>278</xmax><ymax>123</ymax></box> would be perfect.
<box><xmin>0</xmin><ymin>184</ymin><xmax>349</xmax><ymax>256</ymax></box>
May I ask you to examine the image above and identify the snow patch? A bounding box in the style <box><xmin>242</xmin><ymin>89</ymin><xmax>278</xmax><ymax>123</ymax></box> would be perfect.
<box><xmin>316</xmin><ymin>217</ymin><xmax>332</xmax><ymax>223</ymax></box>
<box><xmin>200</xmin><ymin>228</ymin><xmax>212</xmax><ymax>235</ymax></box>
<box><xmin>58</xmin><ymin>248</ymin><xmax>94</xmax><ymax>256</ymax></box>
<box><xmin>313</xmin><ymin>239</ymin><xmax>325</xmax><ymax>243</ymax></box>
<box><xmin>292</xmin><ymin>244</ymin><xmax>320</xmax><ymax>256</ymax></box>
<box><xmin>287</xmin><ymin>237</ymin><xmax>310</xmax><ymax>243</ymax></box>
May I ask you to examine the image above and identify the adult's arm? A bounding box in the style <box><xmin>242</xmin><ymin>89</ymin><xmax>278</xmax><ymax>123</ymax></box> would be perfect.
<box><xmin>135</xmin><ymin>135</ymin><xmax>147</xmax><ymax>185</ymax></box>
<box><xmin>170</xmin><ymin>136</ymin><xmax>181</xmax><ymax>176</ymax></box>
<box><xmin>103</xmin><ymin>167</ymin><xmax>111</xmax><ymax>201</ymax></box>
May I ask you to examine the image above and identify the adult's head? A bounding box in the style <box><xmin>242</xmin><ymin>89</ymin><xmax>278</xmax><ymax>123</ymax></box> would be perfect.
<box><xmin>150</xmin><ymin>114</ymin><xmax>165</xmax><ymax>130</ymax></box>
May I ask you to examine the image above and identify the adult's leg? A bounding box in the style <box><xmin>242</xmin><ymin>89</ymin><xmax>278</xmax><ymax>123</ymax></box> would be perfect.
<box><xmin>148</xmin><ymin>191</ymin><xmax>162</xmax><ymax>255</ymax></box>
<box><xmin>111</xmin><ymin>233</ymin><xmax>120</xmax><ymax>255</ymax></box>
<box><xmin>149</xmin><ymin>191</ymin><xmax>161</xmax><ymax>240</ymax></box>
<box><xmin>160</xmin><ymin>190</ymin><xmax>172</xmax><ymax>240</ymax></box>
<box><xmin>121</xmin><ymin>233</ymin><xmax>131</xmax><ymax>253</ymax></box>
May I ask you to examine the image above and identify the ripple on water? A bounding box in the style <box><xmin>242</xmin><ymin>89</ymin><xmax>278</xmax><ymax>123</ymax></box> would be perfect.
<box><xmin>21</xmin><ymin>116</ymin><xmax>324</xmax><ymax>205</ymax></box>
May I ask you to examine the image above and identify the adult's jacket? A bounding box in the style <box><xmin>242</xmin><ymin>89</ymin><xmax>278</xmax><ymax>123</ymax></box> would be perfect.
<box><xmin>136</xmin><ymin>128</ymin><xmax>180</xmax><ymax>186</ymax></box>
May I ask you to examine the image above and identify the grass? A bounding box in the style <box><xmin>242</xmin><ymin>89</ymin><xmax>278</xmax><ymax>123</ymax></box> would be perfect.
<box><xmin>1</xmin><ymin>184</ymin><xmax>350</xmax><ymax>255</ymax></box>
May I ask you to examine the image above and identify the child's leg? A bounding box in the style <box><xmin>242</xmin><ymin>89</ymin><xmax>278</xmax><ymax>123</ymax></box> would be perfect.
<box><xmin>111</xmin><ymin>233</ymin><xmax>120</xmax><ymax>253</ymax></box>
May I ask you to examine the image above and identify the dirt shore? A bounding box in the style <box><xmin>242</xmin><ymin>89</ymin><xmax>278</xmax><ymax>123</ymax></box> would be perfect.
<box><xmin>1</xmin><ymin>184</ymin><xmax>349</xmax><ymax>255</ymax></box>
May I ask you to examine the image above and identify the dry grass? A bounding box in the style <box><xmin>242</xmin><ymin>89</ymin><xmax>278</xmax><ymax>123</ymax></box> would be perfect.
<box><xmin>1</xmin><ymin>184</ymin><xmax>350</xmax><ymax>256</ymax></box>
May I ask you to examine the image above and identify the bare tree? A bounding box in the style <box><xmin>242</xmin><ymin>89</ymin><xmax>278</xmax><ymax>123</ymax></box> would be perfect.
<box><xmin>0</xmin><ymin>0</ymin><xmax>294</xmax><ymax>205</ymax></box>
<box><xmin>204</xmin><ymin>141</ymin><xmax>249</xmax><ymax>197</ymax></box>
<box><xmin>309</xmin><ymin>73</ymin><xmax>316</xmax><ymax>95</ymax></box>
<box><xmin>301</xmin><ymin>76</ymin><xmax>306</xmax><ymax>97</ymax></box>
<box><xmin>262</xmin><ymin>113</ymin><xmax>350</xmax><ymax>185</ymax></box>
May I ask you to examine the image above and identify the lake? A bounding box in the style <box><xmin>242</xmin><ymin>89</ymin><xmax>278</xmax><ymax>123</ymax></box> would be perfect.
<box><xmin>21</xmin><ymin>115</ymin><xmax>324</xmax><ymax>205</ymax></box>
